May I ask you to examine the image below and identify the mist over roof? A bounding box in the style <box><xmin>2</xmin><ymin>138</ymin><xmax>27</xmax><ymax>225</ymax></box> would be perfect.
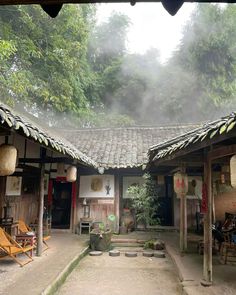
<box><xmin>62</xmin><ymin>125</ymin><xmax>200</xmax><ymax>169</ymax></box>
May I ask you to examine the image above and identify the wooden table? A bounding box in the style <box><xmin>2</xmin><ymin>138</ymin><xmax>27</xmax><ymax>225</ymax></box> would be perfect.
<box><xmin>15</xmin><ymin>234</ymin><xmax>36</xmax><ymax>256</ymax></box>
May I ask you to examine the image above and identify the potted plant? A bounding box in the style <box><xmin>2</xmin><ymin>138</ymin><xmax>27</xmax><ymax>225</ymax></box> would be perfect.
<box><xmin>90</xmin><ymin>222</ymin><xmax>112</xmax><ymax>251</ymax></box>
<box><xmin>127</xmin><ymin>173</ymin><xmax>160</xmax><ymax>229</ymax></box>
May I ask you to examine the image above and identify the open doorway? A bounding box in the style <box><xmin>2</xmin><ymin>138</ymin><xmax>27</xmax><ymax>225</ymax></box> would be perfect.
<box><xmin>156</xmin><ymin>176</ymin><xmax>173</xmax><ymax>226</ymax></box>
<box><xmin>51</xmin><ymin>181</ymin><xmax>72</xmax><ymax>229</ymax></box>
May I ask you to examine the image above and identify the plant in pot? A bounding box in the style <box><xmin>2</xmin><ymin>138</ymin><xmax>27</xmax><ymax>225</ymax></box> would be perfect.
<box><xmin>90</xmin><ymin>222</ymin><xmax>112</xmax><ymax>251</ymax></box>
<box><xmin>127</xmin><ymin>173</ymin><xmax>160</xmax><ymax>229</ymax></box>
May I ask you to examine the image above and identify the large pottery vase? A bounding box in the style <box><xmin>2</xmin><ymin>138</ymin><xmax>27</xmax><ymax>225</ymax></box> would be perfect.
<box><xmin>121</xmin><ymin>209</ymin><xmax>134</xmax><ymax>230</ymax></box>
<box><xmin>90</xmin><ymin>230</ymin><xmax>112</xmax><ymax>251</ymax></box>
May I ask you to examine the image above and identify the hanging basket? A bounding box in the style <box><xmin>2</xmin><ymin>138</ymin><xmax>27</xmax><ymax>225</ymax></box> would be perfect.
<box><xmin>173</xmin><ymin>172</ymin><xmax>188</xmax><ymax>196</ymax></box>
<box><xmin>230</xmin><ymin>155</ymin><xmax>236</xmax><ymax>188</ymax></box>
<box><xmin>0</xmin><ymin>144</ymin><xmax>17</xmax><ymax>176</ymax></box>
<box><xmin>66</xmin><ymin>166</ymin><xmax>77</xmax><ymax>182</ymax></box>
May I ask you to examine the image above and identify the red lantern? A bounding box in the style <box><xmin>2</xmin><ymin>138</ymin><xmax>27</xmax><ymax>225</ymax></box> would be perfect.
<box><xmin>173</xmin><ymin>172</ymin><xmax>188</xmax><ymax>196</ymax></box>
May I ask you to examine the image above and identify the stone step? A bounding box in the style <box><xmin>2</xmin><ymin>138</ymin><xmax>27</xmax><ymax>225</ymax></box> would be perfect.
<box><xmin>113</xmin><ymin>247</ymin><xmax>144</xmax><ymax>253</ymax></box>
<box><xmin>111</xmin><ymin>243</ymin><xmax>144</xmax><ymax>248</ymax></box>
<box><xmin>111</xmin><ymin>238</ymin><xmax>146</xmax><ymax>244</ymax></box>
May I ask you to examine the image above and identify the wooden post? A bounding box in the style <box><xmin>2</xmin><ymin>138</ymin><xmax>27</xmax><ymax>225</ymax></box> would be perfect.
<box><xmin>183</xmin><ymin>193</ymin><xmax>187</xmax><ymax>250</ymax></box>
<box><xmin>0</xmin><ymin>177</ymin><xmax>6</xmax><ymax>218</ymax></box>
<box><xmin>71</xmin><ymin>181</ymin><xmax>77</xmax><ymax>233</ymax></box>
<box><xmin>202</xmin><ymin>155</ymin><xmax>212</xmax><ymax>284</ymax></box>
<box><xmin>114</xmin><ymin>174</ymin><xmax>120</xmax><ymax>233</ymax></box>
<box><xmin>37</xmin><ymin>161</ymin><xmax>45</xmax><ymax>256</ymax></box>
<box><xmin>180</xmin><ymin>193</ymin><xmax>187</xmax><ymax>252</ymax></box>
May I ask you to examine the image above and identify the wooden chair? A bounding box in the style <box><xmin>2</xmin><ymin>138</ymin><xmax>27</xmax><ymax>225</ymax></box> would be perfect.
<box><xmin>18</xmin><ymin>220</ymin><xmax>51</xmax><ymax>251</ymax></box>
<box><xmin>220</xmin><ymin>230</ymin><xmax>236</xmax><ymax>264</ymax></box>
<box><xmin>0</xmin><ymin>227</ymin><xmax>33</xmax><ymax>267</ymax></box>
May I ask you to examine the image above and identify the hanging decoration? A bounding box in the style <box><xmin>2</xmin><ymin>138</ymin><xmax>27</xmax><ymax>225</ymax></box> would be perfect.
<box><xmin>230</xmin><ymin>155</ymin><xmax>236</xmax><ymax>188</ymax></box>
<box><xmin>173</xmin><ymin>172</ymin><xmax>188</xmax><ymax>196</ymax></box>
<box><xmin>0</xmin><ymin>144</ymin><xmax>17</xmax><ymax>176</ymax></box>
<box><xmin>66</xmin><ymin>166</ymin><xmax>77</xmax><ymax>182</ymax></box>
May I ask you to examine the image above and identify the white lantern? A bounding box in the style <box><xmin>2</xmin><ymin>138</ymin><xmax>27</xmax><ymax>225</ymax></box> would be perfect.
<box><xmin>57</xmin><ymin>163</ymin><xmax>65</xmax><ymax>176</ymax></box>
<box><xmin>0</xmin><ymin>144</ymin><xmax>17</xmax><ymax>176</ymax></box>
<box><xmin>230</xmin><ymin>155</ymin><xmax>236</xmax><ymax>188</ymax></box>
<box><xmin>66</xmin><ymin>166</ymin><xmax>77</xmax><ymax>182</ymax></box>
<box><xmin>173</xmin><ymin>172</ymin><xmax>188</xmax><ymax>196</ymax></box>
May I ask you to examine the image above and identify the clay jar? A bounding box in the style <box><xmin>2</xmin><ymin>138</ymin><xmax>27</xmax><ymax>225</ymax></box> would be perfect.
<box><xmin>121</xmin><ymin>209</ymin><xmax>134</xmax><ymax>230</ymax></box>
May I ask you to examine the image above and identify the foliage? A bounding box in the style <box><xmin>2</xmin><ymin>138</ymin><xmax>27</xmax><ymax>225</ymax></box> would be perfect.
<box><xmin>127</xmin><ymin>173</ymin><xmax>160</xmax><ymax>228</ymax></box>
<box><xmin>0</xmin><ymin>4</ymin><xmax>98</xmax><ymax>120</ymax></box>
<box><xmin>2</xmin><ymin>4</ymin><xmax>236</xmax><ymax>127</ymax></box>
<box><xmin>176</xmin><ymin>4</ymin><xmax>236</xmax><ymax>107</ymax></box>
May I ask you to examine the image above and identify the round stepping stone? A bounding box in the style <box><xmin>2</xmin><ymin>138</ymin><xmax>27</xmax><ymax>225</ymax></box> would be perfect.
<box><xmin>89</xmin><ymin>251</ymin><xmax>103</xmax><ymax>256</ymax></box>
<box><xmin>125</xmin><ymin>252</ymin><xmax>137</xmax><ymax>257</ymax></box>
<box><xmin>109</xmin><ymin>250</ymin><xmax>120</xmax><ymax>257</ymax></box>
<box><xmin>143</xmin><ymin>251</ymin><xmax>154</xmax><ymax>257</ymax></box>
<box><xmin>154</xmin><ymin>251</ymin><xmax>165</xmax><ymax>258</ymax></box>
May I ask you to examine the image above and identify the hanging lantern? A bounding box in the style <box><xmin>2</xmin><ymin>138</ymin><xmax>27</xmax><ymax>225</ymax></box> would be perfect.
<box><xmin>173</xmin><ymin>172</ymin><xmax>188</xmax><ymax>196</ymax></box>
<box><xmin>66</xmin><ymin>166</ymin><xmax>77</xmax><ymax>182</ymax></box>
<box><xmin>57</xmin><ymin>163</ymin><xmax>65</xmax><ymax>176</ymax></box>
<box><xmin>0</xmin><ymin>144</ymin><xmax>17</xmax><ymax>176</ymax></box>
<box><xmin>230</xmin><ymin>155</ymin><xmax>236</xmax><ymax>188</ymax></box>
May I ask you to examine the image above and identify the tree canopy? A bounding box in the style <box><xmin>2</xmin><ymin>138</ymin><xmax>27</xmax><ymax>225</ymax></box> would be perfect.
<box><xmin>1</xmin><ymin>4</ymin><xmax>236</xmax><ymax>127</ymax></box>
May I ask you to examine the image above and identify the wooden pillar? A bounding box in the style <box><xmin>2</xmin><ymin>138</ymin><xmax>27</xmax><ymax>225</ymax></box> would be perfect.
<box><xmin>114</xmin><ymin>174</ymin><xmax>120</xmax><ymax>233</ymax></box>
<box><xmin>202</xmin><ymin>155</ymin><xmax>212</xmax><ymax>284</ymax></box>
<box><xmin>0</xmin><ymin>177</ymin><xmax>6</xmax><ymax>218</ymax></box>
<box><xmin>71</xmin><ymin>181</ymin><xmax>77</xmax><ymax>233</ymax></box>
<box><xmin>180</xmin><ymin>193</ymin><xmax>187</xmax><ymax>252</ymax></box>
<box><xmin>37</xmin><ymin>162</ymin><xmax>45</xmax><ymax>256</ymax></box>
<box><xmin>183</xmin><ymin>193</ymin><xmax>187</xmax><ymax>250</ymax></box>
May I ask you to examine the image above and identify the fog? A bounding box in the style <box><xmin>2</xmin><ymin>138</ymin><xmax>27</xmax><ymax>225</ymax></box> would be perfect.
<box><xmin>1</xmin><ymin>3</ymin><xmax>235</xmax><ymax>130</ymax></box>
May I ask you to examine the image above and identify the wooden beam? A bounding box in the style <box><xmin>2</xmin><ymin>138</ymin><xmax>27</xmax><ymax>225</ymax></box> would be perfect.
<box><xmin>19</xmin><ymin>157</ymin><xmax>74</xmax><ymax>164</ymax></box>
<box><xmin>155</xmin><ymin>161</ymin><xmax>204</xmax><ymax>167</ymax></box>
<box><xmin>208</xmin><ymin>144</ymin><xmax>236</xmax><ymax>161</ymax></box>
<box><xmin>0</xmin><ymin>129</ymin><xmax>11</xmax><ymax>136</ymax></box>
<box><xmin>153</xmin><ymin>129</ymin><xmax>236</xmax><ymax>165</ymax></box>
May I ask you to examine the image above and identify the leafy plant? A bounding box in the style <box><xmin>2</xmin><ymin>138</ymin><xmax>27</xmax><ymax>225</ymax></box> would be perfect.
<box><xmin>127</xmin><ymin>173</ymin><xmax>160</xmax><ymax>228</ymax></box>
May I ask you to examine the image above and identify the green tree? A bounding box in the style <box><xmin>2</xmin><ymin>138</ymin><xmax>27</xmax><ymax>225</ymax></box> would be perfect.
<box><xmin>128</xmin><ymin>174</ymin><xmax>159</xmax><ymax>228</ymax></box>
<box><xmin>178</xmin><ymin>4</ymin><xmax>236</xmax><ymax>106</ymax></box>
<box><xmin>0</xmin><ymin>4</ymin><xmax>98</xmax><ymax>122</ymax></box>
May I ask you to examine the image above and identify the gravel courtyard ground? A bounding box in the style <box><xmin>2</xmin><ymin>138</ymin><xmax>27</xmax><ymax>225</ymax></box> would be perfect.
<box><xmin>57</xmin><ymin>251</ymin><xmax>181</xmax><ymax>295</ymax></box>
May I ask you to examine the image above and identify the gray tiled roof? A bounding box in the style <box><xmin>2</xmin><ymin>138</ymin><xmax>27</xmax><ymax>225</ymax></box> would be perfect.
<box><xmin>149</xmin><ymin>112</ymin><xmax>236</xmax><ymax>162</ymax></box>
<box><xmin>0</xmin><ymin>104</ymin><xmax>97</xmax><ymax>168</ymax></box>
<box><xmin>63</xmin><ymin>125</ymin><xmax>200</xmax><ymax>169</ymax></box>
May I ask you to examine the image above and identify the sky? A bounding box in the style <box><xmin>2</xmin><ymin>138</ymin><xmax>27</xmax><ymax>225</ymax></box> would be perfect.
<box><xmin>96</xmin><ymin>2</ymin><xmax>196</xmax><ymax>63</ymax></box>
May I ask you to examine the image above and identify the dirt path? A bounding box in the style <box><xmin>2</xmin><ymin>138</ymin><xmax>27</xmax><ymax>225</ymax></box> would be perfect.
<box><xmin>58</xmin><ymin>251</ymin><xmax>181</xmax><ymax>295</ymax></box>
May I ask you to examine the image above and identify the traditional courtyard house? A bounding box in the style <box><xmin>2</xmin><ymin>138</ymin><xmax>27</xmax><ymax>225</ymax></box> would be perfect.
<box><xmin>61</xmin><ymin>125</ymin><xmax>199</xmax><ymax>231</ymax></box>
<box><xmin>0</xmin><ymin>103</ymin><xmax>97</xmax><ymax>253</ymax></box>
<box><xmin>148</xmin><ymin>112</ymin><xmax>236</xmax><ymax>284</ymax></box>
